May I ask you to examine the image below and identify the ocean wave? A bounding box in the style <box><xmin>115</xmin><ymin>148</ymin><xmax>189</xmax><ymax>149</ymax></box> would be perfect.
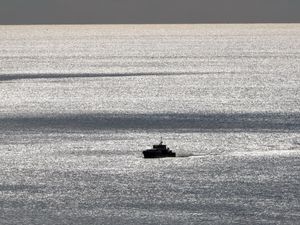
<box><xmin>0</xmin><ymin>112</ymin><xmax>299</xmax><ymax>132</ymax></box>
<box><xmin>0</xmin><ymin>71</ymin><xmax>203</xmax><ymax>81</ymax></box>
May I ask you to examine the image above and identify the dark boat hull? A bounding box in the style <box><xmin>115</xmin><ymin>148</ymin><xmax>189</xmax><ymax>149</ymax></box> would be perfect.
<box><xmin>143</xmin><ymin>151</ymin><xmax>176</xmax><ymax>158</ymax></box>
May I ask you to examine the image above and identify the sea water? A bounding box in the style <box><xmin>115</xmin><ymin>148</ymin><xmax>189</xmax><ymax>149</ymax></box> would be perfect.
<box><xmin>0</xmin><ymin>24</ymin><xmax>299</xmax><ymax>224</ymax></box>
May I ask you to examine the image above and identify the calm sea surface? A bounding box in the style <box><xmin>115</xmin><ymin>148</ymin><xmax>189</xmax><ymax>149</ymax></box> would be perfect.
<box><xmin>0</xmin><ymin>24</ymin><xmax>299</xmax><ymax>224</ymax></box>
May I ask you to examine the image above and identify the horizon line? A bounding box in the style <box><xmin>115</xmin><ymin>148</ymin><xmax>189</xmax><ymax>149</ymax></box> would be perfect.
<box><xmin>1</xmin><ymin>22</ymin><xmax>300</xmax><ymax>26</ymax></box>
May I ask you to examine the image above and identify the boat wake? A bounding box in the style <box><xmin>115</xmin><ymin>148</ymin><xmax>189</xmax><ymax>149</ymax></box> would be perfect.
<box><xmin>176</xmin><ymin>153</ymin><xmax>202</xmax><ymax>158</ymax></box>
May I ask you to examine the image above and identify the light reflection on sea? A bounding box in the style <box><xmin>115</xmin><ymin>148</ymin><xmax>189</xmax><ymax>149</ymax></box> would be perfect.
<box><xmin>0</xmin><ymin>24</ymin><xmax>300</xmax><ymax>224</ymax></box>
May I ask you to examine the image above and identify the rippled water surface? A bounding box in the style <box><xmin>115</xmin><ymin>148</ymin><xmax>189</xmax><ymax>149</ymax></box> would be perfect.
<box><xmin>0</xmin><ymin>24</ymin><xmax>300</xmax><ymax>224</ymax></box>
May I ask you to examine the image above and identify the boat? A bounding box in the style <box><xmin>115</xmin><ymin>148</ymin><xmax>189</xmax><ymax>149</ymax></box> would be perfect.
<box><xmin>142</xmin><ymin>139</ymin><xmax>176</xmax><ymax>158</ymax></box>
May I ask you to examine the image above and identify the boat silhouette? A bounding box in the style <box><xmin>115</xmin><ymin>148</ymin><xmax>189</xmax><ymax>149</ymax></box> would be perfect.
<box><xmin>142</xmin><ymin>138</ymin><xmax>176</xmax><ymax>158</ymax></box>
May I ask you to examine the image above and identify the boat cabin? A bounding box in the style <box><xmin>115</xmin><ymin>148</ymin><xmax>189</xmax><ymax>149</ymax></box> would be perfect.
<box><xmin>153</xmin><ymin>141</ymin><xmax>168</xmax><ymax>150</ymax></box>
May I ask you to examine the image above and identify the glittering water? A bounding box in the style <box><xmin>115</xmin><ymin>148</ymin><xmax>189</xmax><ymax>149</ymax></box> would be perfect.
<box><xmin>0</xmin><ymin>24</ymin><xmax>300</xmax><ymax>225</ymax></box>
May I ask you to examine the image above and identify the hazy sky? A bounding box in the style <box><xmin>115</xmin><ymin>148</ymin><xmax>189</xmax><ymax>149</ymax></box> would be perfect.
<box><xmin>0</xmin><ymin>0</ymin><xmax>299</xmax><ymax>24</ymax></box>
